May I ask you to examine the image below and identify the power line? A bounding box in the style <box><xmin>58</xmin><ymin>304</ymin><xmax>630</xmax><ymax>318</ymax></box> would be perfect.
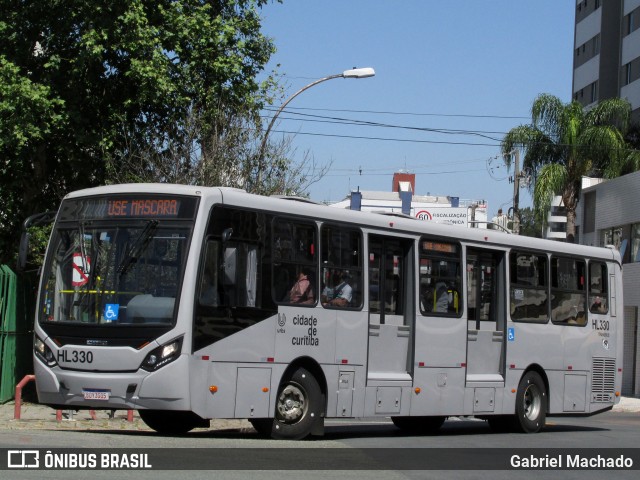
<box><xmin>323</xmin><ymin>167</ymin><xmax>487</xmax><ymax>177</ymax></box>
<box><xmin>329</xmin><ymin>156</ymin><xmax>492</xmax><ymax>173</ymax></box>
<box><xmin>267</xmin><ymin>129</ymin><xmax>500</xmax><ymax>147</ymax></box>
<box><xmin>262</xmin><ymin>110</ymin><xmax>508</xmax><ymax>140</ymax></box>
<box><xmin>273</xmin><ymin>105</ymin><xmax>529</xmax><ymax>120</ymax></box>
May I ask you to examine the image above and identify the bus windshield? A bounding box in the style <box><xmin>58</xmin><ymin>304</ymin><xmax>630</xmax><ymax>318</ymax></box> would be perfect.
<box><xmin>40</xmin><ymin>221</ymin><xmax>191</xmax><ymax>326</ymax></box>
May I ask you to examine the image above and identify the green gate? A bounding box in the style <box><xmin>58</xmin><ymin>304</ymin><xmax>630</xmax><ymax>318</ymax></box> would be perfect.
<box><xmin>0</xmin><ymin>265</ymin><xmax>38</xmax><ymax>403</ymax></box>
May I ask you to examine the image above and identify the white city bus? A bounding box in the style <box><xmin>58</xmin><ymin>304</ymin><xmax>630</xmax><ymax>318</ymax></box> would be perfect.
<box><xmin>31</xmin><ymin>184</ymin><xmax>623</xmax><ymax>439</ymax></box>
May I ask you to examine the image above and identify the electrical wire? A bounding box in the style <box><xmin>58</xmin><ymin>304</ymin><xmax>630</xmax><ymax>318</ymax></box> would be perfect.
<box><xmin>273</xmin><ymin>105</ymin><xmax>529</xmax><ymax>120</ymax></box>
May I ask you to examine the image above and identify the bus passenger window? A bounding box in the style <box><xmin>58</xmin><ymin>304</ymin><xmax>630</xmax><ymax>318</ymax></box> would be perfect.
<box><xmin>551</xmin><ymin>257</ymin><xmax>587</xmax><ymax>326</ymax></box>
<box><xmin>273</xmin><ymin>218</ymin><xmax>317</xmax><ymax>306</ymax></box>
<box><xmin>194</xmin><ymin>205</ymin><xmax>277</xmax><ymax>351</ymax></box>
<box><xmin>510</xmin><ymin>252</ymin><xmax>548</xmax><ymax>322</ymax></box>
<box><xmin>419</xmin><ymin>239</ymin><xmax>461</xmax><ymax>317</ymax></box>
<box><xmin>320</xmin><ymin>225</ymin><xmax>362</xmax><ymax>309</ymax></box>
<box><xmin>589</xmin><ymin>261</ymin><xmax>608</xmax><ymax>314</ymax></box>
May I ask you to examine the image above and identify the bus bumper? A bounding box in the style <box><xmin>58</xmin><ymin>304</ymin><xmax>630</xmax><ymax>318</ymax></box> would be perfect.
<box><xmin>34</xmin><ymin>355</ymin><xmax>191</xmax><ymax>411</ymax></box>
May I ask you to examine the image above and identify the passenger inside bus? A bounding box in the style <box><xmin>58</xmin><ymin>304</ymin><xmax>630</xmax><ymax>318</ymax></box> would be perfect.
<box><xmin>323</xmin><ymin>271</ymin><xmax>352</xmax><ymax>307</ymax></box>
<box><xmin>288</xmin><ymin>270</ymin><xmax>315</xmax><ymax>304</ymax></box>
<box><xmin>421</xmin><ymin>281</ymin><xmax>449</xmax><ymax>313</ymax></box>
<box><xmin>590</xmin><ymin>295</ymin><xmax>606</xmax><ymax>313</ymax></box>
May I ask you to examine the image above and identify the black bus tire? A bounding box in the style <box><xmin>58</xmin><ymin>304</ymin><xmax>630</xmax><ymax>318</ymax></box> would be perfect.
<box><xmin>271</xmin><ymin>367</ymin><xmax>322</xmax><ymax>440</ymax></box>
<box><xmin>514</xmin><ymin>371</ymin><xmax>547</xmax><ymax>433</ymax></box>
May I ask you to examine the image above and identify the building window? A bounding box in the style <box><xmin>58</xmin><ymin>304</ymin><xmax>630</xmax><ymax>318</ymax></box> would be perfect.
<box><xmin>577</xmin><ymin>0</ymin><xmax>600</xmax><ymax>21</ymax></box>
<box><xmin>590</xmin><ymin>81</ymin><xmax>598</xmax><ymax>103</ymax></box>
<box><xmin>601</xmin><ymin>226</ymin><xmax>631</xmax><ymax>263</ymax></box>
<box><xmin>583</xmin><ymin>191</ymin><xmax>596</xmax><ymax>234</ymax></box>
<box><xmin>626</xmin><ymin>8</ymin><xmax>640</xmax><ymax>36</ymax></box>
<box><xmin>625</xmin><ymin>63</ymin><xmax>632</xmax><ymax>86</ymax></box>
<box><xmin>601</xmin><ymin>227</ymin><xmax>623</xmax><ymax>251</ymax></box>
<box><xmin>623</xmin><ymin>57</ymin><xmax>640</xmax><ymax>86</ymax></box>
<box><xmin>575</xmin><ymin>34</ymin><xmax>601</xmax><ymax>67</ymax></box>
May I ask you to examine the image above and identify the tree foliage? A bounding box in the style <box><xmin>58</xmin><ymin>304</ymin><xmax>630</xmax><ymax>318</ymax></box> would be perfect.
<box><xmin>518</xmin><ymin>207</ymin><xmax>543</xmax><ymax>239</ymax></box>
<box><xmin>107</xmin><ymin>102</ymin><xmax>331</xmax><ymax>196</ymax></box>
<box><xmin>501</xmin><ymin>94</ymin><xmax>639</xmax><ymax>241</ymax></box>
<box><xmin>0</xmin><ymin>0</ymin><xmax>278</xmax><ymax>263</ymax></box>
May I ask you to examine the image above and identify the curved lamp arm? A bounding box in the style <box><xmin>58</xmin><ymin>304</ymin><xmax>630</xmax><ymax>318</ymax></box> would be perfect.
<box><xmin>257</xmin><ymin>67</ymin><xmax>375</xmax><ymax>185</ymax></box>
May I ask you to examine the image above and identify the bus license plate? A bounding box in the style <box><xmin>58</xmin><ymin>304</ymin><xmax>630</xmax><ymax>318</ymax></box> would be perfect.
<box><xmin>83</xmin><ymin>390</ymin><xmax>110</xmax><ymax>400</ymax></box>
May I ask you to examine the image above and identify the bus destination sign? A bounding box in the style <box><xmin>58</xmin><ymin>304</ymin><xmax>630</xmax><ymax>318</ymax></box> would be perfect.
<box><xmin>58</xmin><ymin>195</ymin><xmax>198</xmax><ymax>221</ymax></box>
<box><xmin>421</xmin><ymin>241</ymin><xmax>457</xmax><ymax>254</ymax></box>
<box><xmin>107</xmin><ymin>199</ymin><xmax>180</xmax><ymax>217</ymax></box>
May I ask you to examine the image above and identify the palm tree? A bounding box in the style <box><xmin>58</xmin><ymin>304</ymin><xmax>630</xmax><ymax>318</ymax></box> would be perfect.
<box><xmin>501</xmin><ymin>93</ymin><xmax>640</xmax><ymax>241</ymax></box>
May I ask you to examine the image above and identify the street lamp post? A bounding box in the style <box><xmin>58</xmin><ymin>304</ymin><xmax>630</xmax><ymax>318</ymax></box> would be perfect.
<box><xmin>257</xmin><ymin>67</ymin><xmax>375</xmax><ymax>186</ymax></box>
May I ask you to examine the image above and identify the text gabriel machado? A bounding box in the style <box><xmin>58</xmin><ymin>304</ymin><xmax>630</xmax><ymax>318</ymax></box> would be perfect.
<box><xmin>511</xmin><ymin>454</ymin><xmax>633</xmax><ymax>469</ymax></box>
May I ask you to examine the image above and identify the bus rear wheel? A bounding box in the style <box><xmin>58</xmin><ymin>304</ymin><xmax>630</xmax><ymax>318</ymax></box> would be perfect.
<box><xmin>392</xmin><ymin>416</ymin><xmax>445</xmax><ymax>434</ymax></box>
<box><xmin>514</xmin><ymin>371</ymin><xmax>546</xmax><ymax>433</ymax></box>
<box><xmin>139</xmin><ymin>410</ymin><xmax>206</xmax><ymax>435</ymax></box>
<box><xmin>271</xmin><ymin>367</ymin><xmax>323</xmax><ymax>440</ymax></box>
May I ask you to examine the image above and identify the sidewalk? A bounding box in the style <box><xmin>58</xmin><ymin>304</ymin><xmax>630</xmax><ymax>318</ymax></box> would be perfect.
<box><xmin>610</xmin><ymin>396</ymin><xmax>640</xmax><ymax>413</ymax></box>
<box><xmin>0</xmin><ymin>401</ymin><xmax>251</xmax><ymax>432</ymax></box>
<box><xmin>0</xmin><ymin>398</ymin><xmax>638</xmax><ymax>431</ymax></box>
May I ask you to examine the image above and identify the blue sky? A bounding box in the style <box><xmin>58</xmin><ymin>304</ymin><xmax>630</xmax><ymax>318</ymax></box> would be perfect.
<box><xmin>258</xmin><ymin>1</ymin><xmax>576</xmax><ymax>214</ymax></box>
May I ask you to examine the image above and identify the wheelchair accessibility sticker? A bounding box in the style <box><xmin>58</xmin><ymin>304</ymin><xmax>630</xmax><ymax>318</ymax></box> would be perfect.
<box><xmin>103</xmin><ymin>304</ymin><xmax>120</xmax><ymax>322</ymax></box>
<box><xmin>508</xmin><ymin>327</ymin><xmax>515</xmax><ymax>342</ymax></box>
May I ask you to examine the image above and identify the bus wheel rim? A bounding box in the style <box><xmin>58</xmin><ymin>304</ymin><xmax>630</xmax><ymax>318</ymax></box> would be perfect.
<box><xmin>277</xmin><ymin>384</ymin><xmax>307</xmax><ymax>423</ymax></box>
<box><xmin>523</xmin><ymin>384</ymin><xmax>541</xmax><ymax>421</ymax></box>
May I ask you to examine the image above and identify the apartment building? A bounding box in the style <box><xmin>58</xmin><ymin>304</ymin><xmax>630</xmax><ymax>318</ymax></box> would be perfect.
<box><xmin>575</xmin><ymin>172</ymin><xmax>640</xmax><ymax>396</ymax></box>
<box><xmin>573</xmin><ymin>0</ymin><xmax>640</xmax><ymax>120</ymax></box>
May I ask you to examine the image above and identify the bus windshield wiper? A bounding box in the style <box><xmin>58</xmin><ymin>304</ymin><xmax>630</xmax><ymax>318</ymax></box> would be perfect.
<box><xmin>117</xmin><ymin>220</ymin><xmax>159</xmax><ymax>276</ymax></box>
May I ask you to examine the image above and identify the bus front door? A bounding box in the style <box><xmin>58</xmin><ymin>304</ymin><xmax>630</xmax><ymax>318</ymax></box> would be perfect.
<box><xmin>465</xmin><ymin>248</ymin><xmax>506</xmax><ymax>385</ymax></box>
<box><xmin>366</xmin><ymin>235</ymin><xmax>414</xmax><ymax>384</ymax></box>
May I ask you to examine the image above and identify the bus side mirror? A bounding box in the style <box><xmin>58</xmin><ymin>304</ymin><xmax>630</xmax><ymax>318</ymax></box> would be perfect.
<box><xmin>222</xmin><ymin>228</ymin><xmax>233</xmax><ymax>244</ymax></box>
<box><xmin>17</xmin><ymin>231</ymin><xmax>30</xmax><ymax>272</ymax></box>
<box><xmin>16</xmin><ymin>210</ymin><xmax>56</xmax><ymax>272</ymax></box>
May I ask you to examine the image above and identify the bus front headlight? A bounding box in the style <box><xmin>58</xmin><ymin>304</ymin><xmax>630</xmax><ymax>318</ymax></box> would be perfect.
<box><xmin>34</xmin><ymin>336</ymin><xmax>57</xmax><ymax>367</ymax></box>
<box><xmin>140</xmin><ymin>337</ymin><xmax>183</xmax><ymax>372</ymax></box>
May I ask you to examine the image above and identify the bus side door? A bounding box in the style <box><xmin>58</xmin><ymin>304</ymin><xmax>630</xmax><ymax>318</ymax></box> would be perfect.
<box><xmin>465</xmin><ymin>247</ymin><xmax>506</xmax><ymax>384</ymax></box>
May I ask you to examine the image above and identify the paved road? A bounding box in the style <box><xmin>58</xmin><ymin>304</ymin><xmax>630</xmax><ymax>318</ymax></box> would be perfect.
<box><xmin>0</xmin><ymin>406</ymin><xmax>639</xmax><ymax>480</ymax></box>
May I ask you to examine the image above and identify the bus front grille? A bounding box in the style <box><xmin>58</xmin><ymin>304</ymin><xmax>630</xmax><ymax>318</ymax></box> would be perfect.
<box><xmin>591</xmin><ymin>357</ymin><xmax>615</xmax><ymax>403</ymax></box>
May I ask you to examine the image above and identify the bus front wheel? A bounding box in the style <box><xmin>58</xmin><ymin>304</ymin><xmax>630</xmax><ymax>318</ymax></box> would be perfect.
<box><xmin>514</xmin><ymin>371</ymin><xmax>546</xmax><ymax>433</ymax></box>
<box><xmin>271</xmin><ymin>367</ymin><xmax>323</xmax><ymax>440</ymax></box>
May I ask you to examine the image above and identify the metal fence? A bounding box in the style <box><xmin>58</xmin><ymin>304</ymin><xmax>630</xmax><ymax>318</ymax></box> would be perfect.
<box><xmin>0</xmin><ymin>265</ymin><xmax>38</xmax><ymax>403</ymax></box>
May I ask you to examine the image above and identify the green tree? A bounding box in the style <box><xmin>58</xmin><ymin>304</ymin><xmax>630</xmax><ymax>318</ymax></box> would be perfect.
<box><xmin>107</xmin><ymin>101</ymin><xmax>331</xmax><ymax>196</ymax></box>
<box><xmin>0</xmin><ymin>0</ymin><xmax>277</xmax><ymax>263</ymax></box>
<box><xmin>501</xmin><ymin>94</ymin><xmax>639</xmax><ymax>242</ymax></box>
<box><xmin>517</xmin><ymin>207</ymin><xmax>543</xmax><ymax>239</ymax></box>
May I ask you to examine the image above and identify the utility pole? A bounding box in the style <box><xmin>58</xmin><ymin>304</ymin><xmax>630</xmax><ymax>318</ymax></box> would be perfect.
<box><xmin>511</xmin><ymin>150</ymin><xmax>521</xmax><ymax>235</ymax></box>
